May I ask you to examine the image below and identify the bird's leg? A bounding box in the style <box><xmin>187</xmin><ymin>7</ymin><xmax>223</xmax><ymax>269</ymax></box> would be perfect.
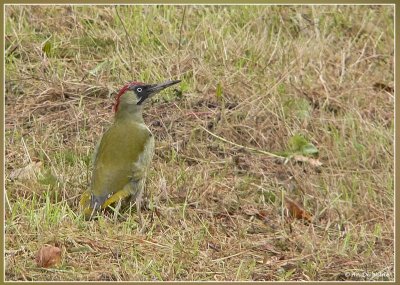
<box><xmin>129</xmin><ymin>163</ymin><xmax>147</xmax><ymax>229</ymax></box>
<box><xmin>101</xmin><ymin>178</ymin><xmax>145</xmax><ymax>228</ymax></box>
<box><xmin>129</xmin><ymin>179</ymin><xmax>145</xmax><ymax>229</ymax></box>
<box><xmin>113</xmin><ymin>199</ymin><xmax>123</xmax><ymax>222</ymax></box>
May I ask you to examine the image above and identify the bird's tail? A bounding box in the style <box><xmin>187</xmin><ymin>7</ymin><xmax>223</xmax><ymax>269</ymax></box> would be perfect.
<box><xmin>79</xmin><ymin>190</ymin><xmax>96</xmax><ymax>220</ymax></box>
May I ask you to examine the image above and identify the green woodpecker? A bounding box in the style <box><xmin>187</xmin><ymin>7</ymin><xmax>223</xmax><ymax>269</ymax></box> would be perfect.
<box><xmin>80</xmin><ymin>79</ymin><xmax>181</xmax><ymax>220</ymax></box>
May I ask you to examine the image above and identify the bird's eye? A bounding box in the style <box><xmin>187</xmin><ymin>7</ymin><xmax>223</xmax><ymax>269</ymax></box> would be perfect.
<box><xmin>136</xmin><ymin>87</ymin><xmax>143</xmax><ymax>92</ymax></box>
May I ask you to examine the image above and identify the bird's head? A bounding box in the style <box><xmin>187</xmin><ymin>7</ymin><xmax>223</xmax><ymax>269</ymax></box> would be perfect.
<box><xmin>113</xmin><ymin>80</ymin><xmax>181</xmax><ymax>113</ymax></box>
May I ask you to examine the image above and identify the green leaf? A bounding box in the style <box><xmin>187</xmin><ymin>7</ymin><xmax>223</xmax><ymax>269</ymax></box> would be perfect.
<box><xmin>289</xmin><ymin>134</ymin><xmax>308</xmax><ymax>151</ymax></box>
<box><xmin>302</xmin><ymin>143</ymin><xmax>319</xmax><ymax>155</ymax></box>
<box><xmin>216</xmin><ymin>82</ymin><xmax>223</xmax><ymax>99</ymax></box>
<box><xmin>42</xmin><ymin>40</ymin><xmax>52</xmax><ymax>56</ymax></box>
<box><xmin>288</xmin><ymin>134</ymin><xmax>319</xmax><ymax>156</ymax></box>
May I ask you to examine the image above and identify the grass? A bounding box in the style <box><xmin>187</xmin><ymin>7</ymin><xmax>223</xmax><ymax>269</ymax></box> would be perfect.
<box><xmin>4</xmin><ymin>4</ymin><xmax>394</xmax><ymax>281</ymax></box>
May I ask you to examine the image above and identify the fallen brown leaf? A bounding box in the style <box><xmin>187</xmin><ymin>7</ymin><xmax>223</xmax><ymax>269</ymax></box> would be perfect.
<box><xmin>373</xmin><ymin>82</ymin><xmax>394</xmax><ymax>93</ymax></box>
<box><xmin>291</xmin><ymin>155</ymin><xmax>322</xmax><ymax>167</ymax></box>
<box><xmin>284</xmin><ymin>197</ymin><xmax>312</xmax><ymax>223</ymax></box>
<box><xmin>35</xmin><ymin>245</ymin><xmax>61</xmax><ymax>268</ymax></box>
<box><xmin>242</xmin><ymin>206</ymin><xmax>269</xmax><ymax>221</ymax></box>
<box><xmin>256</xmin><ymin>210</ymin><xmax>269</xmax><ymax>220</ymax></box>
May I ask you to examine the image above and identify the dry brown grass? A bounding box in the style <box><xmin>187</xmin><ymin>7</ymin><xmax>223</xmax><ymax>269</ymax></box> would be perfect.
<box><xmin>5</xmin><ymin>5</ymin><xmax>394</xmax><ymax>281</ymax></box>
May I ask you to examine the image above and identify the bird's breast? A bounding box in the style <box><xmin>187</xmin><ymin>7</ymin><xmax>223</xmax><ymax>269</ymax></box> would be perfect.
<box><xmin>91</xmin><ymin>121</ymin><xmax>154</xmax><ymax>195</ymax></box>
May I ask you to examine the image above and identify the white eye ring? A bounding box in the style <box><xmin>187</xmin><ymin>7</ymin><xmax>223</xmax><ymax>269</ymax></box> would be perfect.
<box><xmin>136</xmin><ymin>87</ymin><xmax>143</xmax><ymax>92</ymax></box>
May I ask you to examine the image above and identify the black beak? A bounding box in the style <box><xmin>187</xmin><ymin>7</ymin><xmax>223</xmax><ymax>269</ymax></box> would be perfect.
<box><xmin>147</xmin><ymin>80</ymin><xmax>181</xmax><ymax>97</ymax></box>
<box><xmin>136</xmin><ymin>79</ymin><xmax>181</xmax><ymax>105</ymax></box>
